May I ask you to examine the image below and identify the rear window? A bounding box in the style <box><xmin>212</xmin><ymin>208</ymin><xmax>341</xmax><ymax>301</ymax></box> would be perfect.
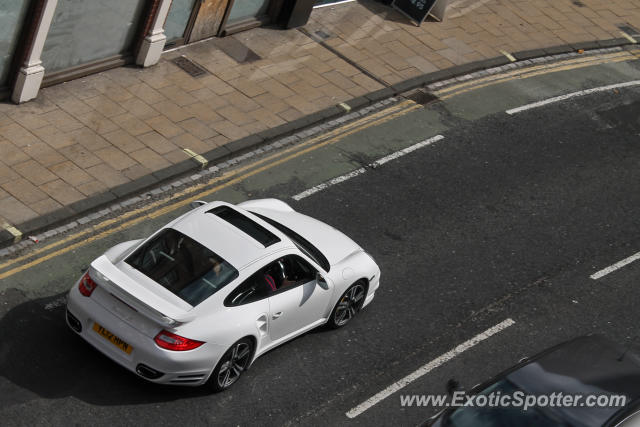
<box><xmin>125</xmin><ymin>228</ymin><xmax>238</xmax><ymax>306</ymax></box>
<box><xmin>209</xmin><ymin>206</ymin><xmax>280</xmax><ymax>247</ymax></box>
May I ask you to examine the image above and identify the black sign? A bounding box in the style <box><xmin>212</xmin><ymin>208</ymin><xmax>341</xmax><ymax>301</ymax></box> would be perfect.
<box><xmin>391</xmin><ymin>0</ymin><xmax>438</xmax><ymax>25</ymax></box>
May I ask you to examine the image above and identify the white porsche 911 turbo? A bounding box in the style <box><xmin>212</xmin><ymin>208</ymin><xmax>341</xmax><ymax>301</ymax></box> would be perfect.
<box><xmin>66</xmin><ymin>199</ymin><xmax>380</xmax><ymax>390</ymax></box>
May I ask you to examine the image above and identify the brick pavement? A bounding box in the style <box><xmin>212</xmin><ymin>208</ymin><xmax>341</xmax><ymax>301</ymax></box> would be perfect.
<box><xmin>1</xmin><ymin>0</ymin><xmax>639</xmax><ymax>239</ymax></box>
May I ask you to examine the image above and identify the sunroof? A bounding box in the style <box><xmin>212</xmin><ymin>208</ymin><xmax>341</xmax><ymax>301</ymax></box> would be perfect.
<box><xmin>208</xmin><ymin>206</ymin><xmax>280</xmax><ymax>247</ymax></box>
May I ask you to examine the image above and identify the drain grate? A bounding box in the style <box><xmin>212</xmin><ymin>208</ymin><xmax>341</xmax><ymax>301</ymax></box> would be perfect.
<box><xmin>405</xmin><ymin>89</ymin><xmax>439</xmax><ymax>105</ymax></box>
<box><xmin>315</xmin><ymin>30</ymin><xmax>332</xmax><ymax>40</ymax></box>
<box><xmin>572</xmin><ymin>1</ymin><xmax>585</xmax><ymax>7</ymax></box>
<box><xmin>172</xmin><ymin>56</ymin><xmax>209</xmax><ymax>78</ymax></box>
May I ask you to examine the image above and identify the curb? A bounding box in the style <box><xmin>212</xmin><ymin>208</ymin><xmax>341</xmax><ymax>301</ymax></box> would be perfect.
<box><xmin>1</xmin><ymin>38</ymin><xmax>637</xmax><ymax>250</ymax></box>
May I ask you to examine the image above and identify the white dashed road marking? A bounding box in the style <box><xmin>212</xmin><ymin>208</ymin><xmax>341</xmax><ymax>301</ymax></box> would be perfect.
<box><xmin>590</xmin><ymin>251</ymin><xmax>640</xmax><ymax>280</ymax></box>
<box><xmin>292</xmin><ymin>168</ymin><xmax>367</xmax><ymax>201</ymax></box>
<box><xmin>506</xmin><ymin>80</ymin><xmax>640</xmax><ymax>115</ymax></box>
<box><xmin>292</xmin><ymin>135</ymin><xmax>444</xmax><ymax>201</ymax></box>
<box><xmin>345</xmin><ymin>318</ymin><xmax>516</xmax><ymax>419</ymax></box>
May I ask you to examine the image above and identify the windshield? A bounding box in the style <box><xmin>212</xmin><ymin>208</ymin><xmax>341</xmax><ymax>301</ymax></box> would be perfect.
<box><xmin>447</xmin><ymin>380</ymin><xmax>567</xmax><ymax>427</ymax></box>
<box><xmin>251</xmin><ymin>212</ymin><xmax>331</xmax><ymax>272</ymax></box>
<box><xmin>126</xmin><ymin>228</ymin><xmax>238</xmax><ymax>306</ymax></box>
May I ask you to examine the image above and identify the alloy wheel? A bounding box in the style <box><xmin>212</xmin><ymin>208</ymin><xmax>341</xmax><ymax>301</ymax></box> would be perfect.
<box><xmin>217</xmin><ymin>341</ymin><xmax>252</xmax><ymax>389</ymax></box>
<box><xmin>333</xmin><ymin>283</ymin><xmax>365</xmax><ymax>327</ymax></box>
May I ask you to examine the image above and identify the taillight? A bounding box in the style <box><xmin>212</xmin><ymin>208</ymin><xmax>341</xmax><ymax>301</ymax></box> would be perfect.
<box><xmin>78</xmin><ymin>272</ymin><xmax>97</xmax><ymax>297</ymax></box>
<box><xmin>154</xmin><ymin>330</ymin><xmax>204</xmax><ymax>351</ymax></box>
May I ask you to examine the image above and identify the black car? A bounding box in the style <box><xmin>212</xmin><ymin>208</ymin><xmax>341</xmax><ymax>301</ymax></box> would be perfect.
<box><xmin>425</xmin><ymin>336</ymin><xmax>640</xmax><ymax>427</ymax></box>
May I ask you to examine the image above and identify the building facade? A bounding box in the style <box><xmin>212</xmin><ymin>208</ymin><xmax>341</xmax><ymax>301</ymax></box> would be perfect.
<box><xmin>0</xmin><ymin>0</ymin><xmax>331</xmax><ymax>104</ymax></box>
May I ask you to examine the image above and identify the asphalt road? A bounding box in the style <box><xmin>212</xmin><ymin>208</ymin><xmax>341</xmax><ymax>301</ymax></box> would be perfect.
<box><xmin>1</xmin><ymin>52</ymin><xmax>640</xmax><ymax>426</ymax></box>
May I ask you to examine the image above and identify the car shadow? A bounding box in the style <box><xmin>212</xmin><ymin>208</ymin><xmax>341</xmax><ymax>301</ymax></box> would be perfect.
<box><xmin>0</xmin><ymin>291</ymin><xmax>211</xmax><ymax>406</ymax></box>
<box><xmin>0</xmin><ymin>288</ymin><xmax>367</xmax><ymax>407</ymax></box>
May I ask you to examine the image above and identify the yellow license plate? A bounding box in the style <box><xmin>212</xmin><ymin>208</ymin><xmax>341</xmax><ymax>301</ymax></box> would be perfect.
<box><xmin>93</xmin><ymin>322</ymin><xmax>133</xmax><ymax>354</ymax></box>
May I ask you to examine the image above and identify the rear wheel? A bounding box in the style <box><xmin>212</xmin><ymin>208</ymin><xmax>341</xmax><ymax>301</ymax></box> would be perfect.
<box><xmin>209</xmin><ymin>337</ymin><xmax>253</xmax><ymax>392</ymax></box>
<box><xmin>328</xmin><ymin>281</ymin><xmax>366</xmax><ymax>328</ymax></box>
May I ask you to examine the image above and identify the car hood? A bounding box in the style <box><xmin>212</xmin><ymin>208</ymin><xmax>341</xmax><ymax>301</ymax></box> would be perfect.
<box><xmin>246</xmin><ymin>207</ymin><xmax>362</xmax><ymax>266</ymax></box>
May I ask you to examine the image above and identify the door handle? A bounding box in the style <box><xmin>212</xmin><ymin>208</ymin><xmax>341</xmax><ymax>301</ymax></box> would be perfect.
<box><xmin>272</xmin><ymin>311</ymin><xmax>283</xmax><ymax>319</ymax></box>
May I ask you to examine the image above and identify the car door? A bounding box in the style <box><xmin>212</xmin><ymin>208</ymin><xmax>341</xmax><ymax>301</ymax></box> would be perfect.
<box><xmin>267</xmin><ymin>255</ymin><xmax>332</xmax><ymax>342</ymax></box>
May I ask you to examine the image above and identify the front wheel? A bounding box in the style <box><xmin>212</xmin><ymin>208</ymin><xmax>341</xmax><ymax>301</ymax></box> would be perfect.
<box><xmin>208</xmin><ymin>337</ymin><xmax>254</xmax><ymax>392</ymax></box>
<box><xmin>328</xmin><ymin>281</ymin><xmax>366</xmax><ymax>328</ymax></box>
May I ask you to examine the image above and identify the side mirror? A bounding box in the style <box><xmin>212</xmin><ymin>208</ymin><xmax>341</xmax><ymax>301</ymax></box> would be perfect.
<box><xmin>189</xmin><ymin>200</ymin><xmax>207</xmax><ymax>209</ymax></box>
<box><xmin>316</xmin><ymin>272</ymin><xmax>329</xmax><ymax>290</ymax></box>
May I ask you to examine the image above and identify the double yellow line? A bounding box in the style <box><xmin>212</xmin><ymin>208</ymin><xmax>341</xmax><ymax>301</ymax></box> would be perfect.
<box><xmin>0</xmin><ymin>100</ymin><xmax>421</xmax><ymax>281</ymax></box>
<box><xmin>437</xmin><ymin>49</ymin><xmax>640</xmax><ymax>100</ymax></box>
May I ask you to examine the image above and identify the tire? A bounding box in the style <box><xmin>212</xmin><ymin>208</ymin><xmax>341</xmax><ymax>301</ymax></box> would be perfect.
<box><xmin>208</xmin><ymin>337</ymin><xmax>254</xmax><ymax>392</ymax></box>
<box><xmin>328</xmin><ymin>281</ymin><xmax>367</xmax><ymax>329</ymax></box>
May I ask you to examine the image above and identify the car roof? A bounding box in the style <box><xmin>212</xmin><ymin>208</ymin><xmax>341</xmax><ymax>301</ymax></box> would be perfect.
<box><xmin>170</xmin><ymin>201</ymin><xmax>294</xmax><ymax>270</ymax></box>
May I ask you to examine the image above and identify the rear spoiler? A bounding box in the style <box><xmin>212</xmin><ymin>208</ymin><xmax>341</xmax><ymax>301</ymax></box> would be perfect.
<box><xmin>90</xmin><ymin>255</ymin><xmax>195</xmax><ymax>326</ymax></box>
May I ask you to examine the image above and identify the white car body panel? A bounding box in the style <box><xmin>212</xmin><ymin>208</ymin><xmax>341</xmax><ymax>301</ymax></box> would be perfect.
<box><xmin>104</xmin><ymin>239</ymin><xmax>141</xmax><ymax>263</ymax></box>
<box><xmin>267</xmin><ymin>278</ymin><xmax>333</xmax><ymax>341</ymax></box>
<box><xmin>171</xmin><ymin>205</ymin><xmax>289</xmax><ymax>270</ymax></box>
<box><xmin>237</xmin><ymin>198</ymin><xmax>294</xmax><ymax>212</ymax></box>
<box><xmin>66</xmin><ymin>199</ymin><xmax>380</xmax><ymax>386</ymax></box>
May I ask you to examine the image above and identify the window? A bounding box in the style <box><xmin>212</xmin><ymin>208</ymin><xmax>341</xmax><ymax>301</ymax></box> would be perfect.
<box><xmin>278</xmin><ymin>255</ymin><xmax>316</xmax><ymax>285</ymax></box>
<box><xmin>224</xmin><ymin>270</ymin><xmax>270</xmax><ymax>307</ymax></box>
<box><xmin>209</xmin><ymin>206</ymin><xmax>280</xmax><ymax>247</ymax></box>
<box><xmin>251</xmin><ymin>212</ymin><xmax>330</xmax><ymax>272</ymax></box>
<box><xmin>164</xmin><ymin>0</ymin><xmax>197</xmax><ymax>43</ymax></box>
<box><xmin>226</xmin><ymin>0</ymin><xmax>270</xmax><ymax>26</ymax></box>
<box><xmin>225</xmin><ymin>255</ymin><xmax>316</xmax><ymax>306</ymax></box>
<box><xmin>40</xmin><ymin>0</ymin><xmax>147</xmax><ymax>73</ymax></box>
<box><xmin>0</xmin><ymin>0</ymin><xmax>30</xmax><ymax>87</ymax></box>
<box><xmin>126</xmin><ymin>228</ymin><xmax>238</xmax><ymax>306</ymax></box>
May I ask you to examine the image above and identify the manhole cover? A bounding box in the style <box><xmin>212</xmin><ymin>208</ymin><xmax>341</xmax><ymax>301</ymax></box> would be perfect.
<box><xmin>172</xmin><ymin>56</ymin><xmax>209</xmax><ymax>78</ymax></box>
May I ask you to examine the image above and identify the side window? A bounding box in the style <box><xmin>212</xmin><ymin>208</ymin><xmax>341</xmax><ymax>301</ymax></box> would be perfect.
<box><xmin>225</xmin><ymin>270</ymin><xmax>270</xmax><ymax>306</ymax></box>
<box><xmin>265</xmin><ymin>255</ymin><xmax>316</xmax><ymax>291</ymax></box>
<box><xmin>224</xmin><ymin>255</ymin><xmax>318</xmax><ymax>306</ymax></box>
<box><xmin>284</xmin><ymin>255</ymin><xmax>316</xmax><ymax>284</ymax></box>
